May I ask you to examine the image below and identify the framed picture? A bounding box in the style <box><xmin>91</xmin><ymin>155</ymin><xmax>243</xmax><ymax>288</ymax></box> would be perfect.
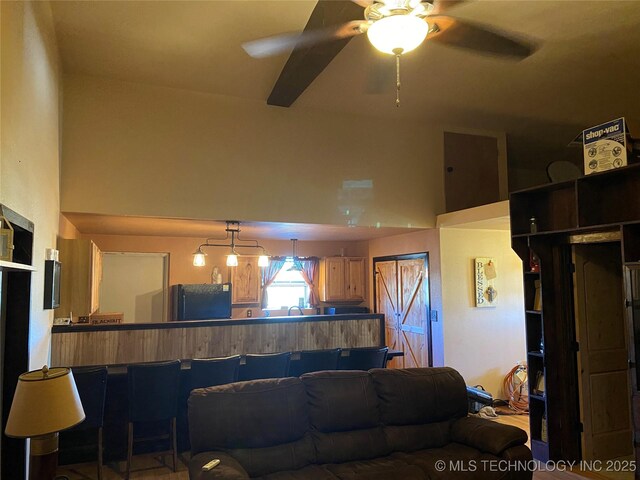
<box><xmin>230</xmin><ymin>256</ymin><xmax>261</xmax><ymax>305</ymax></box>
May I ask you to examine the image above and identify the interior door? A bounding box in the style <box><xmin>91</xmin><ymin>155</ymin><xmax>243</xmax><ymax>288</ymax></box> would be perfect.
<box><xmin>375</xmin><ymin>256</ymin><xmax>430</xmax><ymax>369</ymax></box>
<box><xmin>444</xmin><ymin>132</ymin><xmax>500</xmax><ymax>213</ymax></box>
<box><xmin>573</xmin><ymin>243</ymin><xmax>633</xmax><ymax>460</ymax></box>
<box><xmin>397</xmin><ymin>259</ymin><xmax>429</xmax><ymax>368</ymax></box>
<box><xmin>376</xmin><ymin>260</ymin><xmax>400</xmax><ymax>367</ymax></box>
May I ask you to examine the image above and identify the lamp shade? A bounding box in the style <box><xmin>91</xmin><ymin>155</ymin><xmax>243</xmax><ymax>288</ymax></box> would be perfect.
<box><xmin>226</xmin><ymin>254</ymin><xmax>238</xmax><ymax>267</ymax></box>
<box><xmin>5</xmin><ymin>367</ymin><xmax>85</xmax><ymax>438</ymax></box>
<box><xmin>258</xmin><ymin>255</ymin><xmax>269</xmax><ymax>267</ymax></box>
<box><xmin>193</xmin><ymin>250</ymin><xmax>206</xmax><ymax>267</ymax></box>
<box><xmin>367</xmin><ymin>15</ymin><xmax>429</xmax><ymax>55</ymax></box>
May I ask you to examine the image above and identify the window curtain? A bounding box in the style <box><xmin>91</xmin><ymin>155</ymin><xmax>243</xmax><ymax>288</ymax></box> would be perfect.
<box><xmin>261</xmin><ymin>257</ymin><xmax>286</xmax><ymax>309</ymax></box>
<box><xmin>299</xmin><ymin>257</ymin><xmax>320</xmax><ymax>307</ymax></box>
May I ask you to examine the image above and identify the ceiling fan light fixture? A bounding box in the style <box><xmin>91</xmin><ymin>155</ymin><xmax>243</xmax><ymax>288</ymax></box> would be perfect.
<box><xmin>367</xmin><ymin>14</ymin><xmax>429</xmax><ymax>55</ymax></box>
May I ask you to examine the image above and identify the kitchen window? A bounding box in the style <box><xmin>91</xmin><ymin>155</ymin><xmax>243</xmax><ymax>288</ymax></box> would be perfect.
<box><xmin>265</xmin><ymin>258</ymin><xmax>309</xmax><ymax>310</ymax></box>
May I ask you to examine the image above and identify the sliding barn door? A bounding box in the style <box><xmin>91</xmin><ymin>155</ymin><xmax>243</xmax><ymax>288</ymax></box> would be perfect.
<box><xmin>377</xmin><ymin>261</ymin><xmax>400</xmax><ymax>366</ymax></box>
<box><xmin>375</xmin><ymin>256</ymin><xmax>430</xmax><ymax>368</ymax></box>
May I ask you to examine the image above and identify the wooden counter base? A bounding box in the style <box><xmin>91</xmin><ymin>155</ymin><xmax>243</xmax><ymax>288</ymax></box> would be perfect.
<box><xmin>51</xmin><ymin>314</ymin><xmax>384</xmax><ymax>367</ymax></box>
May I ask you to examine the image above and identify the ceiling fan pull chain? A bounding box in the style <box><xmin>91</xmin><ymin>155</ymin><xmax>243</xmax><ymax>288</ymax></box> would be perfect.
<box><xmin>395</xmin><ymin>51</ymin><xmax>401</xmax><ymax>107</ymax></box>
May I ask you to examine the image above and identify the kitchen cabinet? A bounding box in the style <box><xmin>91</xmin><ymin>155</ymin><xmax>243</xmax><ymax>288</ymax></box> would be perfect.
<box><xmin>56</xmin><ymin>239</ymin><xmax>103</xmax><ymax>319</ymax></box>
<box><xmin>319</xmin><ymin>257</ymin><xmax>366</xmax><ymax>302</ymax></box>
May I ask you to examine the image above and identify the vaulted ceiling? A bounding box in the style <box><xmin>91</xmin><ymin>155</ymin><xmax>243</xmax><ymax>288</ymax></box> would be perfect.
<box><xmin>51</xmin><ymin>0</ymin><xmax>640</xmax><ymax>139</ymax></box>
<box><xmin>51</xmin><ymin>0</ymin><xmax>640</xmax><ymax>238</ymax></box>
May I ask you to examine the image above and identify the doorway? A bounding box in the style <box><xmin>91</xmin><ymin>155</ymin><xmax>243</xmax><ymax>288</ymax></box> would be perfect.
<box><xmin>100</xmin><ymin>252</ymin><xmax>169</xmax><ymax>323</ymax></box>
<box><xmin>572</xmin><ymin>242</ymin><xmax>633</xmax><ymax>461</ymax></box>
<box><xmin>373</xmin><ymin>253</ymin><xmax>431</xmax><ymax>368</ymax></box>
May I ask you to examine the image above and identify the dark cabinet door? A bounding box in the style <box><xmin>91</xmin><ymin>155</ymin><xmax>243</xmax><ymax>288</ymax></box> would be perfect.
<box><xmin>444</xmin><ymin>132</ymin><xmax>500</xmax><ymax>213</ymax></box>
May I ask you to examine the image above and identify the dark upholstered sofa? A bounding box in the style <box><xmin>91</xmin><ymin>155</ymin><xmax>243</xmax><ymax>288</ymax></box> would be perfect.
<box><xmin>188</xmin><ymin>367</ymin><xmax>532</xmax><ymax>480</ymax></box>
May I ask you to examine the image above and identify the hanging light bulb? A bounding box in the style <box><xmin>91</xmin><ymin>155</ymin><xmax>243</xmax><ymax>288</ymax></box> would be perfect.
<box><xmin>226</xmin><ymin>253</ymin><xmax>238</xmax><ymax>267</ymax></box>
<box><xmin>258</xmin><ymin>255</ymin><xmax>269</xmax><ymax>267</ymax></box>
<box><xmin>193</xmin><ymin>249</ymin><xmax>206</xmax><ymax>267</ymax></box>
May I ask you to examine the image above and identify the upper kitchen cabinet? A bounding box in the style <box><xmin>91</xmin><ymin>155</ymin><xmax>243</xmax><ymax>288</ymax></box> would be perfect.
<box><xmin>56</xmin><ymin>238</ymin><xmax>103</xmax><ymax>319</ymax></box>
<box><xmin>319</xmin><ymin>257</ymin><xmax>366</xmax><ymax>303</ymax></box>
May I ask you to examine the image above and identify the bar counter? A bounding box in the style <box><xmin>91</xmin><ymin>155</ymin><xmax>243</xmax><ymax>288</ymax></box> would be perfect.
<box><xmin>52</xmin><ymin>313</ymin><xmax>390</xmax><ymax>465</ymax></box>
<box><xmin>51</xmin><ymin>313</ymin><xmax>385</xmax><ymax>367</ymax></box>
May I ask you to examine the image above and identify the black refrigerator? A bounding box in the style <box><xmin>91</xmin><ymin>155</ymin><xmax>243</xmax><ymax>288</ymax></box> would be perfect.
<box><xmin>172</xmin><ymin>283</ymin><xmax>232</xmax><ymax>321</ymax></box>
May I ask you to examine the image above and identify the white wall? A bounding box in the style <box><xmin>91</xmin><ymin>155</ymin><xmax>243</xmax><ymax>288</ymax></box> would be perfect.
<box><xmin>61</xmin><ymin>74</ymin><xmax>446</xmax><ymax>228</ymax></box>
<box><xmin>440</xmin><ymin>228</ymin><xmax>526</xmax><ymax>397</ymax></box>
<box><xmin>100</xmin><ymin>253</ymin><xmax>168</xmax><ymax>323</ymax></box>
<box><xmin>1</xmin><ymin>1</ymin><xmax>61</xmax><ymax>369</ymax></box>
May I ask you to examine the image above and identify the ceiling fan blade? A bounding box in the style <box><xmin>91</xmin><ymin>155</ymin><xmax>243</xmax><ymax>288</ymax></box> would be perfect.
<box><xmin>243</xmin><ymin>21</ymin><xmax>366</xmax><ymax>59</ymax></box>
<box><xmin>427</xmin><ymin>15</ymin><xmax>538</xmax><ymax>59</ymax></box>
<box><xmin>267</xmin><ymin>0</ymin><xmax>366</xmax><ymax>107</ymax></box>
<box><xmin>430</xmin><ymin>0</ymin><xmax>467</xmax><ymax>16</ymax></box>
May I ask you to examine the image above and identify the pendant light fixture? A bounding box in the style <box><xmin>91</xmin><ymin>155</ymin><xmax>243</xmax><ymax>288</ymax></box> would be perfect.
<box><xmin>287</xmin><ymin>239</ymin><xmax>303</xmax><ymax>272</ymax></box>
<box><xmin>192</xmin><ymin>221</ymin><xmax>269</xmax><ymax>268</ymax></box>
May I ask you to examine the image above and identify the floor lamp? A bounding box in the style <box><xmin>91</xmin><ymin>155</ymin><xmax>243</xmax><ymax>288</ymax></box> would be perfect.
<box><xmin>5</xmin><ymin>366</ymin><xmax>85</xmax><ymax>480</ymax></box>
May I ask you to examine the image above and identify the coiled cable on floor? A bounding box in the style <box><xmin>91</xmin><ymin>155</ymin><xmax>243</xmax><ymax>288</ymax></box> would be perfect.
<box><xmin>503</xmin><ymin>364</ymin><xmax>529</xmax><ymax>413</ymax></box>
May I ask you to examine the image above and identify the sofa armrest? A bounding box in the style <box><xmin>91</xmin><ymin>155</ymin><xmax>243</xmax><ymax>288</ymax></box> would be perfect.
<box><xmin>189</xmin><ymin>452</ymin><xmax>250</xmax><ymax>480</ymax></box>
<box><xmin>451</xmin><ymin>416</ymin><xmax>528</xmax><ymax>456</ymax></box>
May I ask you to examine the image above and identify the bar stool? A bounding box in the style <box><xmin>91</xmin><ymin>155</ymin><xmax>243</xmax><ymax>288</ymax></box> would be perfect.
<box><xmin>239</xmin><ymin>352</ymin><xmax>291</xmax><ymax>381</ymax></box>
<box><xmin>59</xmin><ymin>366</ymin><xmax>108</xmax><ymax>480</ymax></box>
<box><xmin>289</xmin><ymin>348</ymin><xmax>341</xmax><ymax>376</ymax></box>
<box><xmin>338</xmin><ymin>346</ymin><xmax>389</xmax><ymax>371</ymax></box>
<box><xmin>126</xmin><ymin>360</ymin><xmax>181</xmax><ymax>479</ymax></box>
<box><xmin>190</xmin><ymin>355</ymin><xmax>240</xmax><ymax>391</ymax></box>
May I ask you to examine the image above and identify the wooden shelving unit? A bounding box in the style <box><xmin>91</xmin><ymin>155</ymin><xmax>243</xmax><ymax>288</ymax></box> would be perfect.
<box><xmin>510</xmin><ymin>163</ymin><xmax>640</xmax><ymax>464</ymax></box>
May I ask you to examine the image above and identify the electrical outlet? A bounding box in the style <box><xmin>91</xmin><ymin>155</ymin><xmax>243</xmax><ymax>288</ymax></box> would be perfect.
<box><xmin>246</xmin><ymin>309</ymin><xmax>252</xmax><ymax>318</ymax></box>
<box><xmin>430</xmin><ymin>310</ymin><xmax>438</xmax><ymax>322</ymax></box>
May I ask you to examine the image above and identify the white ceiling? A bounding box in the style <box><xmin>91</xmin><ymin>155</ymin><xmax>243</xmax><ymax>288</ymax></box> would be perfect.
<box><xmin>63</xmin><ymin>212</ymin><xmax>423</xmax><ymax>241</ymax></box>
<box><xmin>50</xmin><ymin>0</ymin><xmax>640</xmax><ymax>136</ymax></box>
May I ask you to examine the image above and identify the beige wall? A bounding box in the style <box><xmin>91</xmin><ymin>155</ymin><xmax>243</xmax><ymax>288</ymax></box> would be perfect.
<box><xmin>367</xmin><ymin>229</ymin><xmax>444</xmax><ymax>366</ymax></box>
<box><xmin>82</xmin><ymin>232</ymin><xmax>368</xmax><ymax>319</ymax></box>
<box><xmin>1</xmin><ymin>1</ymin><xmax>61</xmax><ymax>368</ymax></box>
<box><xmin>61</xmin><ymin>74</ymin><xmax>445</xmax><ymax>228</ymax></box>
<box><xmin>439</xmin><ymin>228</ymin><xmax>526</xmax><ymax>397</ymax></box>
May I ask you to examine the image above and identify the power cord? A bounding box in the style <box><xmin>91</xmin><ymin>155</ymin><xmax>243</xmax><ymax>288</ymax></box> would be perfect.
<box><xmin>502</xmin><ymin>364</ymin><xmax>529</xmax><ymax>414</ymax></box>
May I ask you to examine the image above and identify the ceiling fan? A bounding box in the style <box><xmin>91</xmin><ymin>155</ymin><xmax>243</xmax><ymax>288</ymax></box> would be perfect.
<box><xmin>242</xmin><ymin>0</ymin><xmax>538</xmax><ymax>107</ymax></box>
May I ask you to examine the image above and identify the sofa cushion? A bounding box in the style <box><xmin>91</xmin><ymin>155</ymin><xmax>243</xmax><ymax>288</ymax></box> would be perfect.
<box><xmin>383</xmin><ymin>420</ymin><xmax>452</xmax><ymax>452</ymax></box>
<box><xmin>393</xmin><ymin>443</ymin><xmax>507</xmax><ymax>480</ymax></box>
<box><xmin>226</xmin><ymin>434</ymin><xmax>317</xmax><ymax>478</ymax></box>
<box><xmin>451</xmin><ymin>416</ymin><xmax>529</xmax><ymax>456</ymax></box>
<box><xmin>301</xmin><ymin>371</ymin><xmax>380</xmax><ymax>432</ymax></box>
<box><xmin>312</xmin><ymin>427</ymin><xmax>391</xmax><ymax>464</ymax></box>
<box><xmin>254</xmin><ymin>465</ymin><xmax>339</xmax><ymax>480</ymax></box>
<box><xmin>324</xmin><ymin>456</ymin><xmax>427</xmax><ymax>480</ymax></box>
<box><xmin>188</xmin><ymin>378</ymin><xmax>310</xmax><ymax>454</ymax></box>
<box><xmin>189</xmin><ymin>452</ymin><xmax>250</xmax><ymax>480</ymax></box>
<box><xmin>371</xmin><ymin>368</ymin><xmax>468</xmax><ymax>426</ymax></box>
